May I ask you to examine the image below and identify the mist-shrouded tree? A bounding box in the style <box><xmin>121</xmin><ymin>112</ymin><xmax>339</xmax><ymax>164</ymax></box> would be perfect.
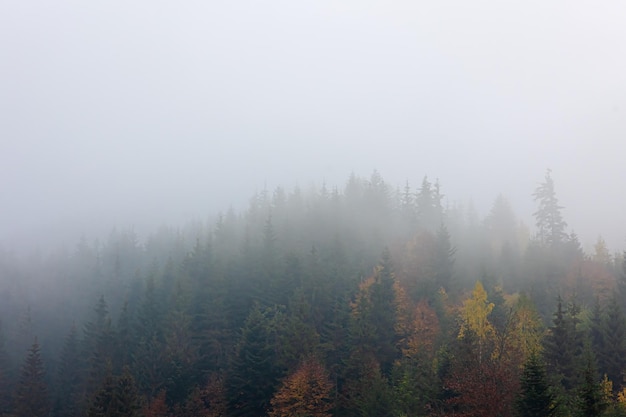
<box><xmin>227</xmin><ymin>304</ymin><xmax>280</xmax><ymax>417</ymax></box>
<box><xmin>55</xmin><ymin>324</ymin><xmax>84</xmax><ymax>417</ymax></box>
<box><xmin>434</xmin><ymin>224</ymin><xmax>456</xmax><ymax>293</ymax></box>
<box><xmin>88</xmin><ymin>366</ymin><xmax>141</xmax><ymax>417</ymax></box>
<box><xmin>83</xmin><ymin>295</ymin><xmax>116</xmax><ymax>399</ymax></box>
<box><xmin>0</xmin><ymin>320</ymin><xmax>12</xmax><ymax>416</ymax></box>
<box><xmin>533</xmin><ymin>170</ymin><xmax>567</xmax><ymax>247</ymax></box>
<box><xmin>348</xmin><ymin>249</ymin><xmax>399</xmax><ymax>377</ymax></box>
<box><xmin>13</xmin><ymin>338</ymin><xmax>49</xmax><ymax>417</ymax></box>
<box><xmin>416</xmin><ymin>176</ymin><xmax>444</xmax><ymax>231</ymax></box>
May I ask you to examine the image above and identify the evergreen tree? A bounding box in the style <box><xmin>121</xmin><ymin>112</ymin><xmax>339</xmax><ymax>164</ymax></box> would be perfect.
<box><xmin>576</xmin><ymin>347</ymin><xmax>607</xmax><ymax>417</ymax></box>
<box><xmin>544</xmin><ymin>297</ymin><xmax>583</xmax><ymax>391</ymax></box>
<box><xmin>83</xmin><ymin>295</ymin><xmax>116</xmax><ymax>398</ymax></box>
<box><xmin>433</xmin><ymin>224</ymin><xmax>456</xmax><ymax>293</ymax></box>
<box><xmin>13</xmin><ymin>339</ymin><xmax>49</xmax><ymax>417</ymax></box>
<box><xmin>348</xmin><ymin>249</ymin><xmax>399</xmax><ymax>377</ymax></box>
<box><xmin>416</xmin><ymin>176</ymin><xmax>444</xmax><ymax>231</ymax></box>
<box><xmin>228</xmin><ymin>304</ymin><xmax>280</xmax><ymax>417</ymax></box>
<box><xmin>55</xmin><ymin>324</ymin><xmax>84</xmax><ymax>417</ymax></box>
<box><xmin>533</xmin><ymin>170</ymin><xmax>567</xmax><ymax>247</ymax></box>
<box><xmin>88</xmin><ymin>366</ymin><xmax>141</xmax><ymax>417</ymax></box>
<box><xmin>0</xmin><ymin>320</ymin><xmax>12</xmax><ymax>416</ymax></box>
<box><xmin>516</xmin><ymin>353</ymin><xmax>557</xmax><ymax>417</ymax></box>
<box><xmin>600</xmin><ymin>295</ymin><xmax>626</xmax><ymax>393</ymax></box>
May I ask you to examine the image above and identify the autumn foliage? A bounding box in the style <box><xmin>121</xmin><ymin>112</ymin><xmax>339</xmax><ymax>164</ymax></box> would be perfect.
<box><xmin>269</xmin><ymin>358</ymin><xmax>334</xmax><ymax>417</ymax></box>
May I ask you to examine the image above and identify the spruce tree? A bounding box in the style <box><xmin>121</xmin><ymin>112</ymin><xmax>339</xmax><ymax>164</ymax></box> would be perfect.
<box><xmin>0</xmin><ymin>320</ymin><xmax>12</xmax><ymax>416</ymax></box>
<box><xmin>544</xmin><ymin>297</ymin><xmax>582</xmax><ymax>391</ymax></box>
<box><xmin>88</xmin><ymin>366</ymin><xmax>140</xmax><ymax>417</ymax></box>
<box><xmin>533</xmin><ymin>170</ymin><xmax>567</xmax><ymax>247</ymax></box>
<box><xmin>600</xmin><ymin>295</ymin><xmax>626</xmax><ymax>393</ymax></box>
<box><xmin>13</xmin><ymin>338</ymin><xmax>49</xmax><ymax>417</ymax></box>
<box><xmin>55</xmin><ymin>324</ymin><xmax>84</xmax><ymax>417</ymax></box>
<box><xmin>228</xmin><ymin>304</ymin><xmax>279</xmax><ymax>416</ymax></box>
<box><xmin>516</xmin><ymin>353</ymin><xmax>557</xmax><ymax>417</ymax></box>
<box><xmin>576</xmin><ymin>347</ymin><xmax>607</xmax><ymax>417</ymax></box>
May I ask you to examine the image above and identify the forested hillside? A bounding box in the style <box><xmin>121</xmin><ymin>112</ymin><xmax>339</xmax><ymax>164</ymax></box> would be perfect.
<box><xmin>1</xmin><ymin>170</ymin><xmax>625</xmax><ymax>417</ymax></box>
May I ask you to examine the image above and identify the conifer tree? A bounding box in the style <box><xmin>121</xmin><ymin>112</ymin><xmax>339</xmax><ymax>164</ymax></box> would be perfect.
<box><xmin>348</xmin><ymin>249</ymin><xmax>399</xmax><ymax>377</ymax></box>
<box><xmin>13</xmin><ymin>338</ymin><xmax>49</xmax><ymax>417</ymax></box>
<box><xmin>600</xmin><ymin>295</ymin><xmax>626</xmax><ymax>393</ymax></box>
<box><xmin>434</xmin><ymin>224</ymin><xmax>456</xmax><ymax>293</ymax></box>
<box><xmin>228</xmin><ymin>304</ymin><xmax>279</xmax><ymax>416</ymax></box>
<box><xmin>416</xmin><ymin>176</ymin><xmax>444</xmax><ymax>231</ymax></box>
<box><xmin>55</xmin><ymin>324</ymin><xmax>83</xmax><ymax>417</ymax></box>
<box><xmin>83</xmin><ymin>295</ymin><xmax>116</xmax><ymax>398</ymax></box>
<box><xmin>516</xmin><ymin>353</ymin><xmax>557</xmax><ymax>417</ymax></box>
<box><xmin>0</xmin><ymin>320</ymin><xmax>12</xmax><ymax>416</ymax></box>
<box><xmin>544</xmin><ymin>297</ymin><xmax>583</xmax><ymax>391</ymax></box>
<box><xmin>88</xmin><ymin>366</ymin><xmax>141</xmax><ymax>417</ymax></box>
<box><xmin>533</xmin><ymin>170</ymin><xmax>567</xmax><ymax>247</ymax></box>
<box><xmin>576</xmin><ymin>347</ymin><xmax>607</xmax><ymax>417</ymax></box>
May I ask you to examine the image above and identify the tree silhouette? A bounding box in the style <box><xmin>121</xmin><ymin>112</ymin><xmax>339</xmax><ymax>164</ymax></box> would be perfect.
<box><xmin>13</xmin><ymin>338</ymin><xmax>49</xmax><ymax>417</ymax></box>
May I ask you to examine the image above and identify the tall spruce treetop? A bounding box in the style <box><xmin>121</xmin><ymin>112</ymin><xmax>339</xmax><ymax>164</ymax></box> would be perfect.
<box><xmin>533</xmin><ymin>170</ymin><xmax>567</xmax><ymax>247</ymax></box>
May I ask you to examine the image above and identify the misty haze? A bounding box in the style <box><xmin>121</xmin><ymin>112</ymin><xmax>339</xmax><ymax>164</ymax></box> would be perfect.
<box><xmin>1</xmin><ymin>1</ymin><xmax>626</xmax><ymax>416</ymax></box>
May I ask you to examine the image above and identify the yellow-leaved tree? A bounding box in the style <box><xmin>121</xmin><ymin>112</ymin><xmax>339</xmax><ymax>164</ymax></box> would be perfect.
<box><xmin>459</xmin><ymin>281</ymin><xmax>495</xmax><ymax>363</ymax></box>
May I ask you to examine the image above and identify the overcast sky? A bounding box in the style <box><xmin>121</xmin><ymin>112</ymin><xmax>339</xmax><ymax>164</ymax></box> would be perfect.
<box><xmin>1</xmin><ymin>1</ymin><xmax>625</xmax><ymax>252</ymax></box>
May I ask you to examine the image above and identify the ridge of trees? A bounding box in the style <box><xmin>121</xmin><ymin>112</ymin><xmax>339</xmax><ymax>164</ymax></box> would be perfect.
<box><xmin>0</xmin><ymin>170</ymin><xmax>625</xmax><ymax>416</ymax></box>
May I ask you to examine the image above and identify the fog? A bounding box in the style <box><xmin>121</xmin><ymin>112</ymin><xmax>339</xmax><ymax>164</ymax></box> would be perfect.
<box><xmin>2</xmin><ymin>0</ymin><xmax>626</xmax><ymax>252</ymax></box>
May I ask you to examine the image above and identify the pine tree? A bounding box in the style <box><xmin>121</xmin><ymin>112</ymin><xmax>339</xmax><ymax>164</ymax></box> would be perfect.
<box><xmin>13</xmin><ymin>339</ymin><xmax>49</xmax><ymax>417</ymax></box>
<box><xmin>576</xmin><ymin>347</ymin><xmax>607</xmax><ymax>417</ymax></box>
<box><xmin>83</xmin><ymin>295</ymin><xmax>116</xmax><ymax>397</ymax></box>
<box><xmin>88</xmin><ymin>366</ymin><xmax>141</xmax><ymax>417</ymax></box>
<box><xmin>600</xmin><ymin>295</ymin><xmax>626</xmax><ymax>393</ymax></box>
<box><xmin>0</xmin><ymin>320</ymin><xmax>12</xmax><ymax>416</ymax></box>
<box><xmin>55</xmin><ymin>324</ymin><xmax>84</xmax><ymax>417</ymax></box>
<box><xmin>544</xmin><ymin>297</ymin><xmax>583</xmax><ymax>391</ymax></box>
<box><xmin>228</xmin><ymin>304</ymin><xmax>279</xmax><ymax>416</ymax></box>
<box><xmin>416</xmin><ymin>176</ymin><xmax>444</xmax><ymax>231</ymax></box>
<box><xmin>349</xmin><ymin>249</ymin><xmax>399</xmax><ymax>377</ymax></box>
<box><xmin>533</xmin><ymin>170</ymin><xmax>567</xmax><ymax>247</ymax></box>
<box><xmin>516</xmin><ymin>353</ymin><xmax>557</xmax><ymax>417</ymax></box>
<box><xmin>88</xmin><ymin>369</ymin><xmax>116</xmax><ymax>417</ymax></box>
<box><xmin>433</xmin><ymin>224</ymin><xmax>456</xmax><ymax>293</ymax></box>
<box><xmin>115</xmin><ymin>368</ymin><xmax>141</xmax><ymax>417</ymax></box>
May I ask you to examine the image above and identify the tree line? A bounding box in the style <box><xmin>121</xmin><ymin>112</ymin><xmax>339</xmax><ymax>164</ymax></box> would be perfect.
<box><xmin>1</xmin><ymin>170</ymin><xmax>625</xmax><ymax>416</ymax></box>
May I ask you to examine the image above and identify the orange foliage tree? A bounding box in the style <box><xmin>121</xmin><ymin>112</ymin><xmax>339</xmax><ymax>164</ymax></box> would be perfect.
<box><xmin>269</xmin><ymin>358</ymin><xmax>334</xmax><ymax>417</ymax></box>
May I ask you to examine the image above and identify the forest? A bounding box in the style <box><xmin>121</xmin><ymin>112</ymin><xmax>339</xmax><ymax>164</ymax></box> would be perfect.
<box><xmin>1</xmin><ymin>170</ymin><xmax>626</xmax><ymax>417</ymax></box>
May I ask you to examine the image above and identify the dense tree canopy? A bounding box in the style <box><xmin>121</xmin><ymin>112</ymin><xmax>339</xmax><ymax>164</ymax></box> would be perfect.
<box><xmin>0</xmin><ymin>171</ymin><xmax>624</xmax><ymax>416</ymax></box>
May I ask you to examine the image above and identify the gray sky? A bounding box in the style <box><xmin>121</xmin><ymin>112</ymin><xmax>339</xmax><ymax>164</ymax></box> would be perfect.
<box><xmin>1</xmin><ymin>1</ymin><xmax>625</xmax><ymax>252</ymax></box>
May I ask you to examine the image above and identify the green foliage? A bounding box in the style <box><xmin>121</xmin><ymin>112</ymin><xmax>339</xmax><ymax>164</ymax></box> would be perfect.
<box><xmin>545</xmin><ymin>297</ymin><xmax>584</xmax><ymax>392</ymax></box>
<box><xmin>575</xmin><ymin>347</ymin><xmax>608</xmax><ymax>417</ymax></box>
<box><xmin>2</xmin><ymin>170</ymin><xmax>626</xmax><ymax>417</ymax></box>
<box><xmin>598</xmin><ymin>296</ymin><xmax>626</xmax><ymax>393</ymax></box>
<box><xmin>516</xmin><ymin>353</ymin><xmax>557</xmax><ymax>417</ymax></box>
<box><xmin>228</xmin><ymin>304</ymin><xmax>282</xmax><ymax>417</ymax></box>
